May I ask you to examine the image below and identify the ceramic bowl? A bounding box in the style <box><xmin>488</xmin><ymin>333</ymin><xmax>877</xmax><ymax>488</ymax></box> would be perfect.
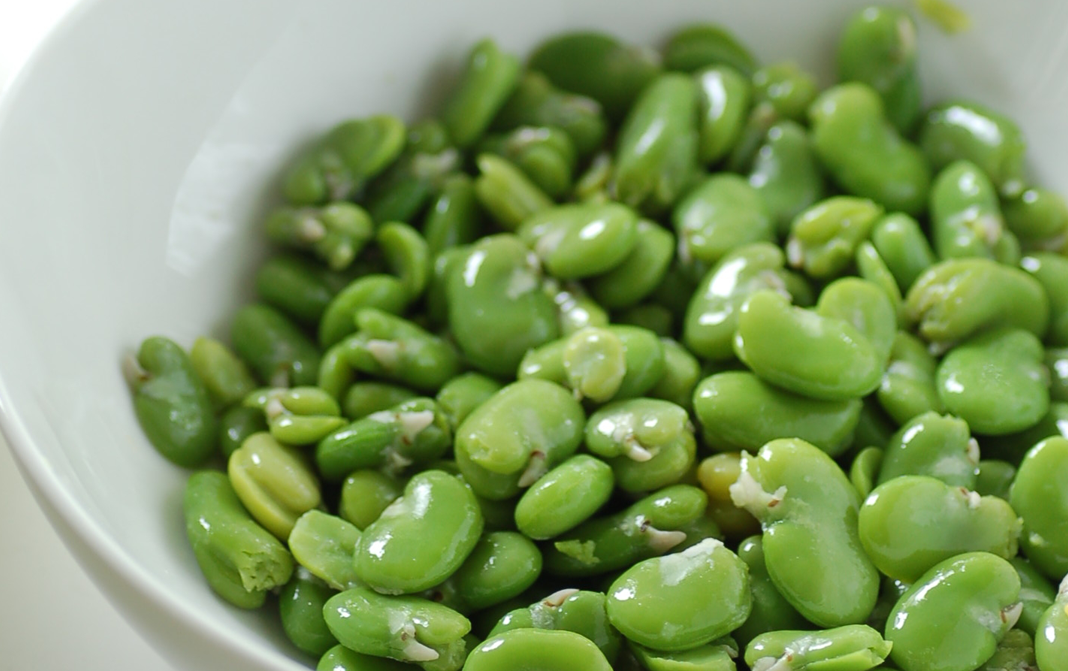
<box><xmin>0</xmin><ymin>1</ymin><xmax>1065</xmax><ymax>669</ymax></box>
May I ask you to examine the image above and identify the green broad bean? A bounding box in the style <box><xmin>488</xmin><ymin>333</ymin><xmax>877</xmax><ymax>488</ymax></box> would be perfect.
<box><xmin>815</xmin><ymin>277</ymin><xmax>897</xmax><ymax>363</ymax></box>
<box><xmin>315</xmin><ymin>397</ymin><xmax>451</xmax><ymax>480</ymax></box>
<box><xmin>858</xmin><ymin>475</ymin><xmax>1020</xmax><ymax>583</ymax></box>
<box><xmin>1034</xmin><ymin>576</ymin><xmax>1068</xmax><ymax>671</ymax></box>
<box><xmin>1022</xmin><ymin>251</ymin><xmax>1068</xmax><ymax>346</ymax></box>
<box><xmin>518</xmin><ymin>202</ymin><xmax>639</xmax><ymax>280</ymax></box>
<box><xmin>733</xmin><ymin>290</ymin><xmax>884</xmax><ymax>401</ymax></box>
<box><xmin>904</xmin><ymin>258</ymin><xmax>1050</xmax><ymax>349</ymax></box>
<box><xmin>787</xmin><ymin>196</ymin><xmax>883</xmax><ymax>280</ymax></box>
<box><xmin>491</xmin><ymin>588</ymin><xmax>623</xmax><ymax>662</ymax></box>
<box><xmin>664</xmin><ymin>23</ymin><xmax>757</xmax><ymax>76</ymax></box>
<box><xmin>730</xmin><ymin>438</ymin><xmax>879</xmax><ymax>627</ymax></box>
<box><xmin>867</xmin><ymin>575</ymin><xmax>911</xmax><ymax>635</ymax></box>
<box><xmin>974</xmin><ymin>460</ymin><xmax>1016</xmax><ymax>501</ymax></box>
<box><xmin>529</xmin><ymin>31</ymin><xmax>661</xmax><ymax>121</ymax></box>
<box><xmin>317</xmin><ymin>646</ymin><xmax>412</xmax><ymax>671</ymax></box>
<box><xmin>856</xmin><ymin>242</ymin><xmax>905</xmax><ymax>324</ymax></box>
<box><xmin>695</xmin><ymin>65</ymin><xmax>751</xmax><ymax>165</ymax></box>
<box><xmin>749</xmin><ymin>120</ymin><xmax>826</xmax><ymax>235</ymax></box>
<box><xmin>587</xmin><ymin>219</ymin><xmax>674</xmax><ymax>310</ymax></box>
<box><xmin>752</xmin><ymin>61</ymin><xmax>818</xmax><ymax>121</ymax></box>
<box><xmin>342</xmin><ymin>308</ymin><xmax>461</xmax><ymax>393</ymax></box>
<box><xmin>514</xmin><ymin>455</ymin><xmax>614</xmax><ymax>539</ymax></box>
<box><xmin>318</xmin><ymin>275</ymin><xmax>409</xmax><ymax>349</ymax></box>
<box><xmin>837</xmin><ymin>5</ymin><xmax>922</xmax><ymax>133</ymax></box>
<box><xmin>544</xmin><ymin>484</ymin><xmax>708</xmax><ymax>577</ymax></box>
<box><xmin>850</xmin><ymin>447</ymin><xmax>884</xmax><ymax>500</ymax></box>
<box><xmin>244</xmin><ymin>386</ymin><xmax>345</xmax><ymax>446</ymax></box>
<box><xmin>918</xmin><ymin>101</ymin><xmax>1027</xmax><ymax>198</ymax></box>
<box><xmin>935</xmin><ymin>328</ymin><xmax>1049</xmax><ymax>436</ymax></box>
<box><xmin>878</xmin><ymin>331</ymin><xmax>943</xmax><ymax>426</ymax></box>
<box><xmin>607</xmin><ymin>539</ymin><xmax>751</xmax><ymax>651</ymax></box>
<box><xmin>809</xmin><ymin>83</ymin><xmax>930</xmax><ymax>215</ymax></box>
<box><xmin>585</xmin><ymin>398</ymin><xmax>696</xmax><ymax>493</ymax></box>
<box><xmin>693</xmin><ymin>371</ymin><xmax>862</xmax><ymax>456</ymax></box>
<box><xmin>353</xmin><ymin>470</ymin><xmax>483</xmax><ymax>594</ymax></box>
<box><xmin>516</xmin><ymin>338</ymin><xmax>567</xmax><ymax>385</ymax></box>
<box><xmin>318</xmin><ymin>342</ymin><xmax>355</xmax><ymax>401</ymax></box>
<box><xmin>871</xmin><ymin>213</ymin><xmax>937</xmax><ymax>294</ymax></box>
<box><xmin>280</xmin><ymin>569</ymin><xmax>337</xmax><ymax>657</ymax></box>
<box><xmin>491</xmin><ymin>71</ymin><xmax>608</xmax><ymax>159</ymax></box>
<box><xmin>424</xmin><ymin>175</ymin><xmax>483</xmax><ymax>257</ymax></box>
<box><xmin>228</xmin><ymin>432</ymin><xmax>321</xmax><ymax>540</ymax></box>
<box><xmin>649</xmin><ymin>338</ymin><xmax>702</xmax><ymax>411</ymax></box>
<box><xmin>465</xmin><ymin>629</ymin><xmax>613</xmax><ymax>671</ymax></box>
<box><xmin>1011</xmin><ymin>436</ymin><xmax>1068</xmax><ymax>580</ymax></box>
<box><xmin>376</xmin><ymin>221</ymin><xmax>430</xmax><ymax>301</ymax></box>
<box><xmin>733</xmin><ymin>535</ymin><xmax>808</xmax><ymax>647</ymax></box>
<box><xmin>125</xmin><ymin>336</ymin><xmax>217</xmax><ymax>467</ymax></box>
<box><xmin>454</xmin><ymin>379</ymin><xmax>584</xmax><ymax>500</ymax></box>
<box><xmin>218</xmin><ymin>405</ymin><xmax>267</xmax><ymax>459</ymax></box>
<box><xmin>473</xmin><ymin>153</ymin><xmax>554</xmax><ymax>230</ymax></box>
<box><xmin>682</xmin><ymin>243</ymin><xmax>797</xmax><ymax>361</ymax></box>
<box><xmin>745</xmin><ymin>625</ymin><xmax>892</xmax><ymax>671</ymax></box>
<box><xmin>479</xmin><ymin>126</ymin><xmax>576</xmax><ymax>200</ymax></box>
<box><xmin>254</xmin><ymin>255</ymin><xmax>336</xmax><ymax>327</ymax></box>
<box><xmin>930</xmin><ymin>160</ymin><xmax>1018</xmax><ymax>263</ymax></box>
<box><xmin>231</xmin><ymin>303</ymin><xmax>321</xmax><ymax>387</ymax></box>
<box><xmin>674</xmin><ymin>174</ymin><xmax>775</xmax><ymax>269</ymax></box>
<box><xmin>323</xmin><ymin>586</ymin><xmax>470</xmax><ymax>671</ymax></box>
<box><xmin>266</xmin><ymin>203</ymin><xmax>374</xmax><ymax>271</ymax></box>
<box><xmin>339</xmin><ymin>470</ymin><xmax>403</xmax><ymax>531</ymax></box>
<box><xmin>563</xmin><ymin>327</ymin><xmax>627</xmax><ymax>402</ymax></box>
<box><xmin>451</xmin><ymin>531</ymin><xmax>542</xmax><ymax>610</ymax></box>
<box><xmin>446</xmin><ymin>235</ymin><xmax>559</xmax><ymax>376</ymax></box>
<box><xmin>343</xmin><ymin>382</ymin><xmax>418</xmax><ymax>420</ymax></box>
<box><xmin>435</xmin><ymin>373</ymin><xmax>502</xmax><ymax>431</ymax></box>
<box><xmin>629</xmin><ymin>638</ymin><xmax>739</xmax><ymax>671</ymax></box>
<box><xmin>283</xmin><ymin>115</ymin><xmax>406</xmax><ymax>205</ymax></box>
<box><xmin>877</xmin><ymin>411</ymin><xmax>978</xmax><ymax>488</ymax></box>
<box><xmin>441</xmin><ymin>38</ymin><xmax>519</xmax><ymax>149</ymax></box>
<box><xmin>1011</xmin><ymin>557</ymin><xmax>1057</xmax><ymax>637</ymax></box>
<box><xmin>183</xmin><ymin>471</ymin><xmax>293</xmax><ymax>609</ymax></box>
<box><xmin>613</xmin><ymin>73</ymin><xmax>699</xmax><ymax>215</ymax></box>
<box><xmin>1004</xmin><ymin>187</ymin><xmax>1068</xmax><ymax>250</ymax></box>
<box><xmin>885</xmin><ymin>553</ymin><xmax>1022</xmax><ymax>671</ymax></box>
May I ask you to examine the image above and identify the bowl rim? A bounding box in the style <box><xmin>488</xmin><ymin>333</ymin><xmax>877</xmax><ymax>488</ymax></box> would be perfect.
<box><xmin>0</xmin><ymin>1</ymin><xmax>301</xmax><ymax>668</ymax></box>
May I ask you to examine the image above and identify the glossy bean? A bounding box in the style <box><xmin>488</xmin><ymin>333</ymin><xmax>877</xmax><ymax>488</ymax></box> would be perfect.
<box><xmin>266</xmin><ymin>203</ymin><xmax>374</xmax><ymax>271</ymax></box>
<box><xmin>929</xmin><ymin>160</ymin><xmax>1017</xmax><ymax>263</ymax></box>
<box><xmin>342</xmin><ymin>308</ymin><xmax>462</xmax><ymax>393</ymax></box>
<box><xmin>231</xmin><ymin>303</ymin><xmax>321</xmax><ymax>387</ymax></box>
<box><xmin>787</xmin><ymin>196</ymin><xmax>883</xmax><ymax>280</ymax></box>
<box><xmin>125</xmin><ymin>336</ymin><xmax>217</xmax><ymax>467</ymax></box>
<box><xmin>675</xmin><ymin>174</ymin><xmax>775</xmax><ymax>269</ymax></box>
<box><xmin>254</xmin><ymin>255</ymin><xmax>337</xmax><ymax>327</ymax></box>
<box><xmin>464</xmin><ymin>629</ymin><xmax>613</xmax><ymax>671</ymax></box>
<box><xmin>745</xmin><ymin>625</ymin><xmax>892</xmax><ymax>671</ymax></box>
<box><xmin>518</xmin><ymin>202</ymin><xmax>639</xmax><ymax>280</ymax></box>
<box><xmin>809</xmin><ymin>83</ymin><xmax>930</xmax><ymax>215</ymax></box>
<box><xmin>871</xmin><ymin>213</ymin><xmax>937</xmax><ymax>294</ymax></box>
<box><xmin>730</xmin><ymin>438</ymin><xmax>879</xmax><ymax>626</ymax></box>
<box><xmin>752</xmin><ymin>61</ymin><xmax>817</xmax><ymax>122</ymax></box>
<box><xmin>441</xmin><ymin>38</ymin><xmax>520</xmax><ymax>149</ymax></box>
<box><xmin>280</xmin><ymin>569</ymin><xmax>337</xmax><ymax>657</ymax></box>
<box><xmin>588</xmin><ymin>220</ymin><xmax>675</xmax><ymax>310</ymax></box>
<box><xmin>1022</xmin><ymin>251</ymin><xmax>1068</xmax><ymax>346</ymax></box>
<box><xmin>473</xmin><ymin>154</ymin><xmax>554</xmax><ymax>230</ymax></box>
<box><xmin>918</xmin><ymin>100</ymin><xmax>1026</xmax><ymax>198</ymax></box>
<box><xmin>228</xmin><ymin>432</ymin><xmax>321</xmax><ymax>540</ymax></box>
<box><xmin>318</xmin><ymin>275</ymin><xmax>409</xmax><ymax>349</ymax></box>
<box><xmin>1011</xmin><ymin>437</ymin><xmax>1068</xmax><ymax>580</ymax></box>
<box><xmin>183</xmin><ymin>471</ymin><xmax>293</xmax><ymax>609</ymax></box>
<box><xmin>491</xmin><ymin>71</ymin><xmax>608</xmax><ymax>159</ymax></box>
<box><xmin>1034</xmin><ymin>576</ymin><xmax>1068</xmax><ymax>671</ymax></box>
<box><xmin>694</xmin><ymin>371</ymin><xmax>861</xmax><ymax>456</ymax></box>
<box><xmin>607</xmin><ymin>539</ymin><xmax>751</xmax><ymax>651</ymax></box>
<box><xmin>695</xmin><ymin>65</ymin><xmax>751</xmax><ymax>165</ymax></box>
<box><xmin>877</xmin><ymin>412</ymin><xmax>978</xmax><ymax>488</ymax></box>
<box><xmin>514</xmin><ymin>455</ymin><xmax>614</xmax><ymax>539</ymax></box>
<box><xmin>886</xmin><ymin>553</ymin><xmax>1022</xmax><ymax>671</ymax></box>
<box><xmin>451</xmin><ymin>531</ymin><xmax>542</xmax><ymax>610</ymax></box>
<box><xmin>877</xmin><ymin>331</ymin><xmax>943</xmax><ymax>426</ymax></box>
<box><xmin>586</xmin><ymin>398</ymin><xmax>696</xmax><ymax>493</ymax></box>
<box><xmin>733</xmin><ymin>535</ymin><xmax>808</xmax><ymax>647</ymax></box>
<box><xmin>749</xmin><ymin>120</ymin><xmax>826</xmax><ymax>236</ymax></box>
<box><xmin>339</xmin><ymin>470</ymin><xmax>403</xmax><ymax>531</ymax></box>
<box><xmin>342</xmin><ymin>382</ymin><xmax>418</xmax><ymax>420</ymax></box>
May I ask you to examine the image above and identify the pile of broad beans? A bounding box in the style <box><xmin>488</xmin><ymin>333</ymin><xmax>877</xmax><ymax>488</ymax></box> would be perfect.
<box><xmin>124</xmin><ymin>6</ymin><xmax>1068</xmax><ymax>671</ymax></box>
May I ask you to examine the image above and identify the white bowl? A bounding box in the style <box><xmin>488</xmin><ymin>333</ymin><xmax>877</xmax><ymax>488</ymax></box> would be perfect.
<box><xmin>0</xmin><ymin>0</ymin><xmax>1065</xmax><ymax>669</ymax></box>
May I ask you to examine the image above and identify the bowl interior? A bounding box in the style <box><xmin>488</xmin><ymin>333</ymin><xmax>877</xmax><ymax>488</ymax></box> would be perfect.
<box><xmin>0</xmin><ymin>0</ymin><xmax>1065</xmax><ymax>669</ymax></box>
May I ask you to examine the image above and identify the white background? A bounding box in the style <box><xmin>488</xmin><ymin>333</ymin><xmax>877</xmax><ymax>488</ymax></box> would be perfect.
<box><xmin>0</xmin><ymin>1</ymin><xmax>174</xmax><ymax>668</ymax></box>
